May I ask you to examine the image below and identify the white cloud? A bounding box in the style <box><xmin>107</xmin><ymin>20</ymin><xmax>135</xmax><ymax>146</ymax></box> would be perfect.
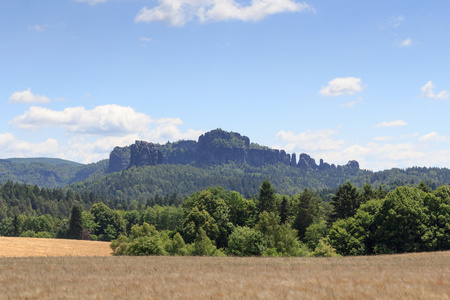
<box><xmin>275</xmin><ymin>129</ymin><xmax>344</xmax><ymax>152</ymax></box>
<box><xmin>11</xmin><ymin>105</ymin><xmax>152</xmax><ymax>135</ymax></box>
<box><xmin>0</xmin><ymin>133</ymin><xmax>63</xmax><ymax>159</ymax></box>
<box><xmin>319</xmin><ymin>77</ymin><xmax>363</xmax><ymax>97</ymax></box>
<box><xmin>9</xmin><ymin>88</ymin><xmax>50</xmax><ymax>104</ymax></box>
<box><xmin>140</xmin><ymin>37</ymin><xmax>152</xmax><ymax>42</ymax></box>
<box><xmin>75</xmin><ymin>0</ymin><xmax>107</xmax><ymax>5</ymax></box>
<box><xmin>7</xmin><ymin>104</ymin><xmax>203</xmax><ymax>163</ymax></box>
<box><xmin>419</xmin><ymin>132</ymin><xmax>448</xmax><ymax>142</ymax></box>
<box><xmin>135</xmin><ymin>0</ymin><xmax>314</xmax><ymax>27</ymax></box>
<box><xmin>374</xmin><ymin>120</ymin><xmax>407</xmax><ymax>128</ymax></box>
<box><xmin>421</xmin><ymin>81</ymin><xmax>449</xmax><ymax>100</ymax></box>
<box><xmin>400</xmin><ymin>38</ymin><xmax>412</xmax><ymax>47</ymax></box>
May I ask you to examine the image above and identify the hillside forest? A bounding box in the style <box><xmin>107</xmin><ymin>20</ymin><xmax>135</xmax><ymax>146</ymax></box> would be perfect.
<box><xmin>1</xmin><ymin>179</ymin><xmax>449</xmax><ymax>257</ymax></box>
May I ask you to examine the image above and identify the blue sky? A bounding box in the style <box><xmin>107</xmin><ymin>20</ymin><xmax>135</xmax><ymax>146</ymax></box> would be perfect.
<box><xmin>1</xmin><ymin>0</ymin><xmax>450</xmax><ymax>170</ymax></box>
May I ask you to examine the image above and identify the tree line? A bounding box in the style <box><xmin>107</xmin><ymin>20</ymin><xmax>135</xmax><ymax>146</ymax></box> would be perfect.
<box><xmin>2</xmin><ymin>179</ymin><xmax>449</xmax><ymax>257</ymax></box>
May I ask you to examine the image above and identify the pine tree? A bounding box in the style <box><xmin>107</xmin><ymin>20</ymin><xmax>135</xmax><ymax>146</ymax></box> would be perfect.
<box><xmin>330</xmin><ymin>181</ymin><xmax>362</xmax><ymax>221</ymax></box>
<box><xmin>257</xmin><ymin>180</ymin><xmax>277</xmax><ymax>215</ymax></box>
<box><xmin>68</xmin><ymin>205</ymin><xmax>83</xmax><ymax>240</ymax></box>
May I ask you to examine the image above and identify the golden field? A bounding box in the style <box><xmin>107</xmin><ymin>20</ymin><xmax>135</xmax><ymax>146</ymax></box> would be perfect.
<box><xmin>0</xmin><ymin>237</ymin><xmax>112</xmax><ymax>257</ymax></box>
<box><xmin>0</xmin><ymin>237</ymin><xmax>449</xmax><ymax>299</ymax></box>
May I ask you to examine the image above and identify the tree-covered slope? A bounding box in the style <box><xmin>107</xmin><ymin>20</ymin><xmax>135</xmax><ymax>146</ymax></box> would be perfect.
<box><xmin>0</xmin><ymin>159</ymin><xmax>108</xmax><ymax>188</ymax></box>
<box><xmin>69</xmin><ymin>162</ymin><xmax>450</xmax><ymax>202</ymax></box>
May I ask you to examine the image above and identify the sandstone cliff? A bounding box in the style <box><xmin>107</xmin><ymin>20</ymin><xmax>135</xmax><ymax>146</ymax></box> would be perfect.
<box><xmin>107</xmin><ymin>129</ymin><xmax>359</xmax><ymax>173</ymax></box>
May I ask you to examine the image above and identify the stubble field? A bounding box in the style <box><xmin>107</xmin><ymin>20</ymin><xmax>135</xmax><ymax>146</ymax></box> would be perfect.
<box><xmin>0</xmin><ymin>237</ymin><xmax>449</xmax><ymax>299</ymax></box>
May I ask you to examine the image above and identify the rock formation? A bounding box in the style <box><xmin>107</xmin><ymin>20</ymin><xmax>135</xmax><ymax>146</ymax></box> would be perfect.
<box><xmin>108</xmin><ymin>146</ymin><xmax>131</xmax><ymax>173</ymax></box>
<box><xmin>129</xmin><ymin>141</ymin><xmax>163</xmax><ymax>167</ymax></box>
<box><xmin>107</xmin><ymin>129</ymin><xmax>360</xmax><ymax>173</ymax></box>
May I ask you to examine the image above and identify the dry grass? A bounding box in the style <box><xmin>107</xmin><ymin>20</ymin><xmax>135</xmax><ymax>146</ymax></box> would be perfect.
<box><xmin>1</xmin><ymin>243</ymin><xmax>449</xmax><ymax>299</ymax></box>
<box><xmin>0</xmin><ymin>237</ymin><xmax>111</xmax><ymax>257</ymax></box>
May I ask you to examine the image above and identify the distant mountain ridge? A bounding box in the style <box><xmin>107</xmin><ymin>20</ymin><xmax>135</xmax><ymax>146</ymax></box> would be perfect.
<box><xmin>108</xmin><ymin>129</ymin><xmax>360</xmax><ymax>173</ymax></box>
<box><xmin>5</xmin><ymin>157</ymin><xmax>83</xmax><ymax>166</ymax></box>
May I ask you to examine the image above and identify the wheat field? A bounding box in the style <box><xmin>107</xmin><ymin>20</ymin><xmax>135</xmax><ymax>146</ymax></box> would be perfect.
<box><xmin>0</xmin><ymin>237</ymin><xmax>449</xmax><ymax>299</ymax></box>
<box><xmin>0</xmin><ymin>237</ymin><xmax>111</xmax><ymax>257</ymax></box>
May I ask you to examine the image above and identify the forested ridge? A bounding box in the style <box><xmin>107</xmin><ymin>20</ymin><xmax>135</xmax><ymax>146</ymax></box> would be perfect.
<box><xmin>0</xmin><ymin>158</ymin><xmax>108</xmax><ymax>188</ymax></box>
<box><xmin>1</xmin><ymin>179</ymin><xmax>449</xmax><ymax>257</ymax></box>
<box><xmin>2</xmin><ymin>157</ymin><xmax>450</xmax><ymax>202</ymax></box>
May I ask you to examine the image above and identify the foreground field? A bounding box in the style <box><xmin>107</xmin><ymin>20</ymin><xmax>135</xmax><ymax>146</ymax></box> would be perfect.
<box><xmin>0</xmin><ymin>237</ymin><xmax>111</xmax><ymax>257</ymax></box>
<box><xmin>0</xmin><ymin>250</ymin><xmax>449</xmax><ymax>299</ymax></box>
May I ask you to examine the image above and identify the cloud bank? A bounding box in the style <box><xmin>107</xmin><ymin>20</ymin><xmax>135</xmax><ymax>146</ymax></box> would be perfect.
<box><xmin>135</xmin><ymin>0</ymin><xmax>314</xmax><ymax>27</ymax></box>
<box><xmin>7</xmin><ymin>104</ymin><xmax>203</xmax><ymax>163</ymax></box>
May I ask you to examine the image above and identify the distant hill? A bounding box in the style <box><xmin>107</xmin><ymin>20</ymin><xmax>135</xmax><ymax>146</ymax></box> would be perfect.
<box><xmin>6</xmin><ymin>157</ymin><xmax>83</xmax><ymax>166</ymax></box>
<box><xmin>2</xmin><ymin>129</ymin><xmax>450</xmax><ymax>199</ymax></box>
<box><xmin>0</xmin><ymin>159</ymin><xmax>108</xmax><ymax>188</ymax></box>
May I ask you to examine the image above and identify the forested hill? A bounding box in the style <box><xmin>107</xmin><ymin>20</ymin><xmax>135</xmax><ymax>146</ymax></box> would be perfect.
<box><xmin>0</xmin><ymin>158</ymin><xmax>108</xmax><ymax>188</ymax></box>
<box><xmin>2</xmin><ymin>129</ymin><xmax>450</xmax><ymax>200</ymax></box>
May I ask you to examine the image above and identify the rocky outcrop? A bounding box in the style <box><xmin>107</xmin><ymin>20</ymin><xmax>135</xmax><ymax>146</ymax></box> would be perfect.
<box><xmin>129</xmin><ymin>141</ymin><xmax>163</xmax><ymax>167</ymax></box>
<box><xmin>298</xmin><ymin>153</ymin><xmax>318</xmax><ymax>171</ymax></box>
<box><xmin>108</xmin><ymin>146</ymin><xmax>131</xmax><ymax>173</ymax></box>
<box><xmin>106</xmin><ymin>129</ymin><xmax>360</xmax><ymax>173</ymax></box>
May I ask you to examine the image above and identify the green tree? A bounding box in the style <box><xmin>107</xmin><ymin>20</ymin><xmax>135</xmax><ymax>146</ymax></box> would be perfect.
<box><xmin>279</xmin><ymin>196</ymin><xmax>290</xmax><ymax>224</ymax></box>
<box><xmin>293</xmin><ymin>189</ymin><xmax>321</xmax><ymax>239</ymax></box>
<box><xmin>90</xmin><ymin>203</ymin><xmax>126</xmax><ymax>241</ymax></box>
<box><xmin>303</xmin><ymin>219</ymin><xmax>329</xmax><ymax>250</ymax></box>
<box><xmin>12</xmin><ymin>214</ymin><xmax>21</xmax><ymax>237</ymax></box>
<box><xmin>373</xmin><ymin>187</ymin><xmax>430</xmax><ymax>254</ymax></box>
<box><xmin>182</xmin><ymin>206</ymin><xmax>219</xmax><ymax>244</ymax></box>
<box><xmin>330</xmin><ymin>181</ymin><xmax>362</xmax><ymax>221</ymax></box>
<box><xmin>191</xmin><ymin>228</ymin><xmax>224</xmax><ymax>256</ymax></box>
<box><xmin>257</xmin><ymin>180</ymin><xmax>277</xmax><ymax>215</ymax></box>
<box><xmin>255</xmin><ymin>211</ymin><xmax>302</xmax><ymax>256</ymax></box>
<box><xmin>227</xmin><ymin>226</ymin><xmax>267</xmax><ymax>256</ymax></box>
<box><xmin>423</xmin><ymin>186</ymin><xmax>450</xmax><ymax>250</ymax></box>
<box><xmin>68</xmin><ymin>205</ymin><xmax>83</xmax><ymax>240</ymax></box>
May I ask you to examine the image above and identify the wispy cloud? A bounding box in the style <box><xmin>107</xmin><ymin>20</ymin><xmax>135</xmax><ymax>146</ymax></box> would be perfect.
<box><xmin>421</xmin><ymin>81</ymin><xmax>449</xmax><ymax>100</ymax></box>
<box><xmin>340</xmin><ymin>97</ymin><xmax>363</xmax><ymax>108</ymax></box>
<box><xmin>374</xmin><ymin>120</ymin><xmax>408</xmax><ymax>128</ymax></box>
<box><xmin>319</xmin><ymin>77</ymin><xmax>363</xmax><ymax>97</ymax></box>
<box><xmin>9</xmin><ymin>88</ymin><xmax>51</xmax><ymax>104</ymax></box>
<box><xmin>400</xmin><ymin>38</ymin><xmax>412</xmax><ymax>47</ymax></box>
<box><xmin>135</xmin><ymin>0</ymin><xmax>315</xmax><ymax>27</ymax></box>
<box><xmin>419</xmin><ymin>132</ymin><xmax>448</xmax><ymax>142</ymax></box>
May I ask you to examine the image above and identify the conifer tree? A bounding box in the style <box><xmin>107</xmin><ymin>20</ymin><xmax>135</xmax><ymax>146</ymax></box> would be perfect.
<box><xmin>68</xmin><ymin>205</ymin><xmax>83</xmax><ymax>240</ymax></box>
<box><xmin>257</xmin><ymin>180</ymin><xmax>277</xmax><ymax>215</ymax></box>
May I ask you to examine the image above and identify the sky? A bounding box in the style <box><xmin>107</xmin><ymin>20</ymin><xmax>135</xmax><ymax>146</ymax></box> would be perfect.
<box><xmin>1</xmin><ymin>0</ymin><xmax>450</xmax><ymax>171</ymax></box>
